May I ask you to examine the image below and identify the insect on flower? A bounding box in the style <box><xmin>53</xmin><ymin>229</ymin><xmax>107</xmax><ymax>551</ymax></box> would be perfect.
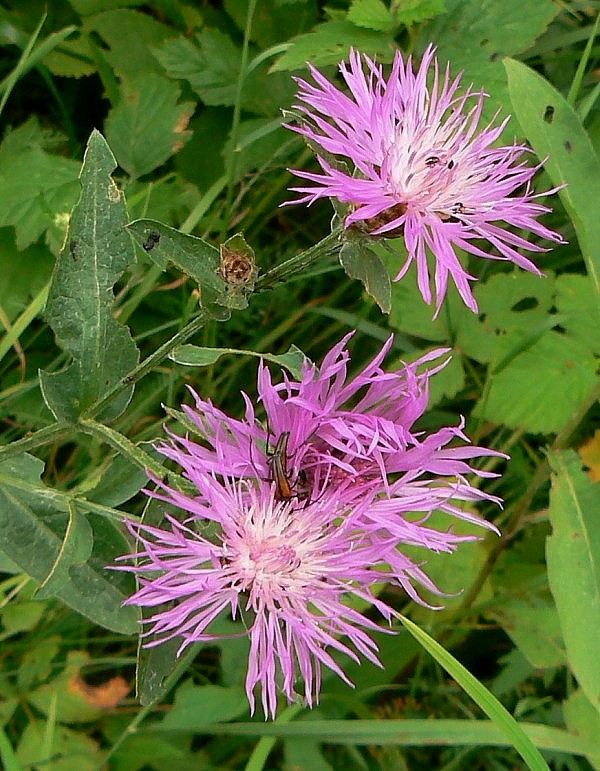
<box><xmin>266</xmin><ymin>431</ymin><xmax>311</xmax><ymax>504</ymax></box>
<box><xmin>284</xmin><ymin>45</ymin><xmax>565</xmax><ymax>315</ymax></box>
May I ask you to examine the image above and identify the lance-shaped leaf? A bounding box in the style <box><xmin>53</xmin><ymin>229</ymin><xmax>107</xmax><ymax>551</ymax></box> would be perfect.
<box><xmin>127</xmin><ymin>219</ymin><xmax>234</xmax><ymax>308</ymax></box>
<box><xmin>505</xmin><ymin>57</ymin><xmax>600</xmax><ymax>295</ymax></box>
<box><xmin>0</xmin><ymin>453</ymin><xmax>138</xmax><ymax>634</ymax></box>
<box><xmin>547</xmin><ymin>450</ymin><xmax>600</xmax><ymax>713</ymax></box>
<box><xmin>40</xmin><ymin>130</ymin><xmax>139</xmax><ymax>423</ymax></box>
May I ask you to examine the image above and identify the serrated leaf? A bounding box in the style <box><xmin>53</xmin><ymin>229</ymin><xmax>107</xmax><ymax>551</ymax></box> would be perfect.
<box><xmin>154</xmin><ymin>31</ymin><xmax>239</xmax><ymax>108</ymax></box>
<box><xmin>39</xmin><ymin>130</ymin><xmax>139</xmax><ymax>423</ymax></box>
<box><xmin>393</xmin><ymin>0</ymin><xmax>446</xmax><ymax>25</ymax></box>
<box><xmin>456</xmin><ymin>272</ymin><xmax>556</xmax><ymax>365</ymax></box>
<box><xmin>475</xmin><ymin>331</ymin><xmax>598</xmax><ymax>433</ymax></box>
<box><xmin>339</xmin><ymin>239</ymin><xmax>391</xmax><ymax>313</ymax></box>
<box><xmin>170</xmin><ymin>344</ymin><xmax>306</xmax><ymax>379</ymax></box>
<box><xmin>272</xmin><ymin>20</ymin><xmax>395</xmax><ymax>72</ymax></box>
<box><xmin>105</xmin><ymin>74</ymin><xmax>194</xmax><ymax>179</ymax></box>
<box><xmin>348</xmin><ymin>0</ymin><xmax>396</xmax><ymax>32</ymax></box>
<box><xmin>42</xmin><ymin>32</ymin><xmax>96</xmax><ymax>78</ymax></box>
<box><xmin>505</xmin><ymin>58</ymin><xmax>600</xmax><ymax>295</ymax></box>
<box><xmin>83</xmin><ymin>9</ymin><xmax>175</xmax><ymax>82</ymax></box>
<box><xmin>547</xmin><ymin>451</ymin><xmax>600</xmax><ymax>713</ymax></box>
<box><xmin>0</xmin><ymin>454</ymin><xmax>138</xmax><ymax>634</ymax></box>
<box><xmin>556</xmin><ymin>275</ymin><xmax>600</xmax><ymax>356</ymax></box>
<box><xmin>154</xmin><ymin>30</ymin><xmax>294</xmax><ymax>116</ymax></box>
<box><xmin>126</xmin><ymin>219</ymin><xmax>227</xmax><ymax>305</ymax></box>
<box><xmin>424</xmin><ymin>0</ymin><xmax>560</xmax><ymax>129</ymax></box>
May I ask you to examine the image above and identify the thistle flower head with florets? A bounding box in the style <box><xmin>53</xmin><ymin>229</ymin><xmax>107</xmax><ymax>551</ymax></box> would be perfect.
<box><xmin>284</xmin><ymin>45</ymin><xmax>565</xmax><ymax>314</ymax></box>
<box><xmin>116</xmin><ymin>336</ymin><xmax>504</xmax><ymax>717</ymax></box>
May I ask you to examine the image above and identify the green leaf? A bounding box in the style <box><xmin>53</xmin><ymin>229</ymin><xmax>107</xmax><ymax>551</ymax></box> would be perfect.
<box><xmin>42</xmin><ymin>31</ymin><xmax>97</xmax><ymax>78</ymax></box>
<box><xmin>36</xmin><ymin>503</ymin><xmax>93</xmax><ymax>599</ymax></box>
<box><xmin>0</xmin><ymin>228</ymin><xmax>53</xmax><ymax>323</ymax></box>
<box><xmin>398</xmin><ymin>615</ymin><xmax>551</xmax><ymax>770</ymax></box>
<box><xmin>547</xmin><ymin>451</ymin><xmax>600</xmax><ymax>713</ymax></box>
<box><xmin>154</xmin><ymin>30</ymin><xmax>294</xmax><ymax>116</ymax></box>
<box><xmin>563</xmin><ymin>690</ymin><xmax>600</xmax><ymax>768</ymax></box>
<box><xmin>17</xmin><ymin>721</ymin><xmax>102</xmax><ymax>770</ymax></box>
<box><xmin>393</xmin><ymin>0</ymin><xmax>446</xmax><ymax>25</ymax></box>
<box><xmin>0</xmin><ymin>601</ymin><xmax>46</xmax><ymax>638</ymax></box>
<box><xmin>85</xmin><ymin>453</ymin><xmax>149</xmax><ymax>507</ymax></box>
<box><xmin>0</xmin><ymin>454</ymin><xmax>138</xmax><ymax>634</ymax></box>
<box><xmin>425</xmin><ymin>0</ymin><xmax>560</xmax><ymax>128</ymax></box>
<box><xmin>154</xmin><ymin>30</ymin><xmax>239</xmax><ymax>108</ymax></box>
<box><xmin>105</xmin><ymin>74</ymin><xmax>194</xmax><ymax>179</ymax></box>
<box><xmin>383</xmin><ymin>245</ymin><xmax>476</xmax><ymax>343</ymax></box>
<box><xmin>348</xmin><ymin>0</ymin><xmax>396</xmax><ymax>32</ymax></box>
<box><xmin>454</xmin><ymin>271</ymin><xmax>556</xmax><ymax>366</ymax></box>
<box><xmin>83</xmin><ymin>9</ymin><xmax>176</xmax><ymax>82</ymax></box>
<box><xmin>111</xmin><ymin>734</ymin><xmax>193</xmax><ymax>771</ymax></box>
<box><xmin>555</xmin><ymin>274</ymin><xmax>600</xmax><ymax>355</ymax></box>
<box><xmin>159</xmin><ymin>681</ymin><xmax>249</xmax><ymax>729</ymax></box>
<box><xmin>170</xmin><ymin>344</ymin><xmax>306</xmax><ymax>379</ymax></box>
<box><xmin>0</xmin><ymin>121</ymin><xmax>80</xmax><ymax>250</ymax></box>
<box><xmin>475</xmin><ymin>331</ymin><xmax>598</xmax><ymax>433</ymax></box>
<box><xmin>40</xmin><ymin>130</ymin><xmax>139</xmax><ymax>423</ymax></box>
<box><xmin>126</xmin><ymin>219</ymin><xmax>226</xmax><ymax>301</ymax></box>
<box><xmin>505</xmin><ymin>57</ymin><xmax>600</xmax><ymax>295</ymax></box>
<box><xmin>272</xmin><ymin>20</ymin><xmax>395</xmax><ymax>72</ymax></box>
<box><xmin>488</xmin><ymin>599</ymin><xmax>566</xmax><ymax>669</ymax></box>
<box><xmin>339</xmin><ymin>239</ymin><xmax>392</xmax><ymax>314</ymax></box>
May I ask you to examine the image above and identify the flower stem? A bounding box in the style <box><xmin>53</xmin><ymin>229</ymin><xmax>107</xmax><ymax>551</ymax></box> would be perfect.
<box><xmin>257</xmin><ymin>229</ymin><xmax>342</xmax><ymax>291</ymax></box>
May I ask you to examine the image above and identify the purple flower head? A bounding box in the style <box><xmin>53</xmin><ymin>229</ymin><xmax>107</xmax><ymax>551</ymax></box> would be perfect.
<box><xmin>285</xmin><ymin>46</ymin><xmax>565</xmax><ymax>314</ymax></box>
<box><xmin>117</xmin><ymin>335</ymin><xmax>504</xmax><ymax>716</ymax></box>
<box><xmin>165</xmin><ymin>333</ymin><xmax>503</xmax><ymax>540</ymax></box>
<box><xmin>117</xmin><ymin>476</ymin><xmax>401</xmax><ymax>719</ymax></box>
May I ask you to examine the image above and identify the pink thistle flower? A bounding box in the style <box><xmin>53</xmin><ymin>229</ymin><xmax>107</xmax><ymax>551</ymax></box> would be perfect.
<box><xmin>165</xmin><ymin>333</ymin><xmax>503</xmax><ymax>537</ymax></box>
<box><xmin>117</xmin><ymin>336</ymin><xmax>504</xmax><ymax>715</ymax></box>
<box><xmin>285</xmin><ymin>45</ymin><xmax>565</xmax><ymax>314</ymax></box>
<box><xmin>116</xmin><ymin>476</ymin><xmax>403</xmax><ymax>718</ymax></box>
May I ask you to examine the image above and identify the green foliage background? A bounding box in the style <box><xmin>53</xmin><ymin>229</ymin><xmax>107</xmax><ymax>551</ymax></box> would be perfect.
<box><xmin>0</xmin><ymin>1</ymin><xmax>598</xmax><ymax>769</ymax></box>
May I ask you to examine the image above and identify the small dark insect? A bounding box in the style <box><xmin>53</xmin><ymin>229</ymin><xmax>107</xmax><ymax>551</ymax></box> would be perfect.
<box><xmin>142</xmin><ymin>230</ymin><xmax>161</xmax><ymax>251</ymax></box>
<box><xmin>69</xmin><ymin>239</ymin><xmax>78</xmax><ymax>260</ymax></box>
<box><xmin>425</xmin><ymin>156</ymin><xmax>440</xmax><ymax>167</ymax></box>
<box><xmin>267</xmin><ymin>431</ymin><xmax>295</xmax><ymax>502</ymax></box>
